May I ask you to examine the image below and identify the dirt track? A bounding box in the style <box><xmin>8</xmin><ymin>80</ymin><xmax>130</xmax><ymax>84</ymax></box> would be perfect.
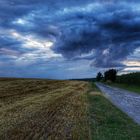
<box><xmin>96</xmin><ymin>83</ymin><xmax>140</xmax><ymax>125</ymax></box>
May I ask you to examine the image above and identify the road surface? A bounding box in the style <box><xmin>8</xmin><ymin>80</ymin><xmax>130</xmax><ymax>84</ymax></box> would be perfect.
<box><xmin>96</xmin><ymin>83</ymin><xmax>140</xmax><ymax>125</ymax></box>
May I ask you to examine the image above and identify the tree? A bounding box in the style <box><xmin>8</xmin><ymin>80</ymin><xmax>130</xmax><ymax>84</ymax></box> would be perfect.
<box><xmin>96</xmin><ymin>72</ymin><xmax>103</xmax><ymax>81</ymax></box>
<box><xmin>104</xmin><ymin>69</ymin><xmax>117</xmax><ymax>82</ymax></box>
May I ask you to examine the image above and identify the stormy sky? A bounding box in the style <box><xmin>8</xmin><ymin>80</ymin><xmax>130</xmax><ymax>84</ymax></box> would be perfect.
<box><xmin>0</xmin><ymin>0</ymin><xmax>140</xmax><ymax>79</ymax></box>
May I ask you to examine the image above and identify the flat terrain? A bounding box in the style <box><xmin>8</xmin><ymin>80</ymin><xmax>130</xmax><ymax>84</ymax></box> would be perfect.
<box><xmin>0</xmin><ymin>78</ymin><xmax>140</xmax><ymax>140</ymax></box>
<box><xmin>96</xmin><ymin>83</ymin><xmax>140</xmax><ymax>124</ymax></box>
<box><xmin>0</xmin><ymin>78</ymin><xmax>89</xmax><ymax>140</ymax></box>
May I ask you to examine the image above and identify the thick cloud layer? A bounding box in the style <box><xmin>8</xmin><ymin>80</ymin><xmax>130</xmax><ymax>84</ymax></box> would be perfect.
<box><xmin>52</xmin><ymin>2</ymin><xmax>140</xmax><ymax>67</ymax></box>
<box><xmin>0</xmin><ymin>0</ymin><xmax>140</xmax><ymax>78</ymax></box>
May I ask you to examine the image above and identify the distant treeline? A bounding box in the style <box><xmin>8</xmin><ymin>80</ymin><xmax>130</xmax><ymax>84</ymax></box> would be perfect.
<box><xmin>116</xmin><ymin>72</ymin><xmax>140</xmax><ymax>86</ymax></box>
<box><xmin>96</xmin><ymin>69</ymin><xmax>140</xmax><ymax>86</ymax></box>
<box><xmin>70</xmin><ymin>78</ymin><xmax>96</xmax><ymax>82</ymax></box>
<box><xmin>96</xmin><ymin>69</ymin><xmax>117</xmax><ymax>82</ymax></box>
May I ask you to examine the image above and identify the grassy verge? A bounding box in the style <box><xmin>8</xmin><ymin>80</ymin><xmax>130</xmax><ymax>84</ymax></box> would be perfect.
<box><xmin>87</xmin><ymin>83</ymin><xmax>140</xmax><ymax>140</ymax></box>
<box><xmin>107</xmin><ymin>83</ymin><xmax>140</xmax><ymax>94</ymax></box>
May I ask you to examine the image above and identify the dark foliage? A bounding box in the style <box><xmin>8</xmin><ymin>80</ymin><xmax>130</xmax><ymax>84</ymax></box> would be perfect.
<box><xmin>116</xmin><ymin>72</ymin><xmax>140</xmax><ymax>86</ymax></box>
<box><xmin>104</xmin><ymin>69</ymin><xmax>117</xmax><ymax>82</ymax></box>
<box><xmin>96</xmin><ymin>72</ymin><xmax>103</xmax><ymax>81</ymax></box>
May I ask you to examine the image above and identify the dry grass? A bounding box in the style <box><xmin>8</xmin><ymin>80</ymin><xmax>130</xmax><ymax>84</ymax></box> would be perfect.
<box><xmin>0</xmin><ymin>78</ymin><xmax>90</xmax><ymax>140</ymax></box>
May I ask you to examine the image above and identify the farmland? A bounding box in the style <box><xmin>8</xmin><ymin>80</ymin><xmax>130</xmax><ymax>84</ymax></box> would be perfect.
<box><xmin>0</xmin><ymin>78</ymin><xmax>140</xmax><ymax>140</ymax></box>
<box><xmin>0</xmin><ymin>78</ymin><xmax>89</xmax><ymax>140</ymax></box>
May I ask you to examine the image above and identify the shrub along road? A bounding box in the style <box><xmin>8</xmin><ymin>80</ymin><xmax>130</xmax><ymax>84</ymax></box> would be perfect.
<box><xmin>96</xmin><ymin>83</ymin><xmax>140</xmax><ymax>125</ymax></box>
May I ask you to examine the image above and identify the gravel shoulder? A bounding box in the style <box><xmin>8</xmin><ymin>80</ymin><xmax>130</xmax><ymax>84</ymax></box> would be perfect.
<box><xmin>96</xmin><ymin>83</ymin><xmax>140</xmax><ymax>125</ymax></box>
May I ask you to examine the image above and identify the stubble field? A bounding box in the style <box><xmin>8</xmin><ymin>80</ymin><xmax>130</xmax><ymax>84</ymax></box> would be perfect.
<box><xmin>1</xmin><ymin>78</ymin><xmax>140</xmax><ymax>140</ymax></box>
<box><xmin>0</xmin><ymin>78</ymin><xmax>90</xmax><ymax>140</ymax></box>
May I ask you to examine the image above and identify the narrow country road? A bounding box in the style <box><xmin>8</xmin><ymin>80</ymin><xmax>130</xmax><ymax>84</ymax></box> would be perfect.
<box><xmin>96</xmin><ymin>83</ymin><xmax>140</xmax><ymax>125</ymax></box>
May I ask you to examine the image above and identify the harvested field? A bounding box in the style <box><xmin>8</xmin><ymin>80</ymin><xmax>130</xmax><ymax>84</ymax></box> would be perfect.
<box><xmin>1</xmin><ymin>79</ymin><xmax>140</xmax><ymax>140</ymax></box>
<box><xmin>0</xmin><ymin>79</ymin><xmax>90</xmax><ymax>140</ymax></box>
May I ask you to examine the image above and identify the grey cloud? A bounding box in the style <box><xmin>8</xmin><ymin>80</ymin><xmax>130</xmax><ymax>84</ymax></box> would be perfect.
<box><xmin>0</xmin><ymin>0</ymin><xmax>140</xmax><ymax>79</ymax></box>
<box><xmin>52</xmin><ymin>2</ymin><xmax>140</xmax><ymax>68</ymax></box>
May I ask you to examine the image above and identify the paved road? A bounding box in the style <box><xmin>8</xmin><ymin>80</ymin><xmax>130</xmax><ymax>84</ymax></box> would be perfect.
<box><xmin>96</xmin><ymin>83</ymin><xmax>140</xmax><ymax>125</ymax></box>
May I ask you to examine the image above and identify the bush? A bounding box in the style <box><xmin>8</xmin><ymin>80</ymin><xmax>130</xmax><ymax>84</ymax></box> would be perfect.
<box><xmin>104</xmin><ymin>69</ymin><xmax>117</xmax><ymax>82</ymax></box>
<box><xmin>116</xmin><ymin>72</ymin><xmax>140</xmax><ymax>86</ymax></box>
<box><xmin>96</xmin><ymin>72</ymin><xmax>103</xmax><ymax>81</ymax></box>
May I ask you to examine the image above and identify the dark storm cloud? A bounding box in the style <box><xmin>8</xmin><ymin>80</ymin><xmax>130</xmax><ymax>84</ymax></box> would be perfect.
<box><xmin>52</xmin><ymin>2</ymin><xmax>140</xmax><ymax>67</ymax></box>
<box><xmin>0</xmin><ymin>0</ymin><xmax>140</xmax><ymax>78</ymax></box>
